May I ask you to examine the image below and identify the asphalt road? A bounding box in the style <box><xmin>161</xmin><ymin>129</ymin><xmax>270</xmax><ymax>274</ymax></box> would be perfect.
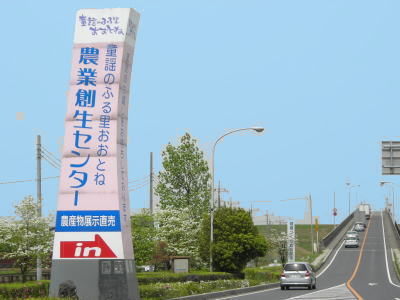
<box><xmin>350</xmin><ymin>212</ymin><xmax>400</xmax><ymax>299</ymax></box>
<box><xmin>216</xmin><ymin>211</ymin><xmax>400</xmax><ymax>300</ymax></box>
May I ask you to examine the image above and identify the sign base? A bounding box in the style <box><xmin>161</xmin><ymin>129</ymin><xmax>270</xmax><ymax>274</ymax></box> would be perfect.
<box><xmin>49</xmin><ymin>259</ymin><xmax>140</xmax><ymax>299</ymax></box>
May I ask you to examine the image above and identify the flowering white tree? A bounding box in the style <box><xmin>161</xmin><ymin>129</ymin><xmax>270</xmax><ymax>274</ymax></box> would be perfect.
<box><xmin>155</xmin><ymin>206</ymin><xmax>203</xmax><ymax>268</ymax></box>
<box><xmin>0</xmin><ymin>195</ymin><xmax>54</xmax><ymax>282</ymax></box>
<box><xmin>268</xmin><ymin>229</ymin><xmax>298</xmax><ymax>267</ymax></box>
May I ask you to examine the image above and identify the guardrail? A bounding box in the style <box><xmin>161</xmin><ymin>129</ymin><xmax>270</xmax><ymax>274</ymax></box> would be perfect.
<box><xmin>386</xmin><ymin>208</ymin><xmax>400</xmax><ymax>241</ymax></box>
<box><xmin>320</xmin><ymin>211</ymin><xmax>355</xmax><ymax>249</ymax></box>
<box><xmin>0</xmin><ymin>272</ymin><xmax>50</xmax><ymax>283</ymax></box>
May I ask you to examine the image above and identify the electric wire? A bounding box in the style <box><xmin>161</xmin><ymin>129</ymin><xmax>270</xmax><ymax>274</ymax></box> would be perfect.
<box><xmin>128</xmin><ymin>179</ymin><xmax>150</xmax><ymax>189</ymax></box>
<box><xmin>41</xmin><ymin>146</ymin><xmax>61</xmax><ymax>163</ymax></box>
<box><xmin>128</xmin><ymin>181</ymin><xmax>150</xmax><ymax>192</ymax></box>
<box><xmin>0</xmin><ymin>176</ymin><xmax>59</xmax><ymax>185</ymax></box>
<box><xmin>40</xmin><ymin>151</ymin><xmax>61</xmax><ymax>169</ymax></box>
<box><xmin>128</xmin><ymin>174</ymin><xmax>150</xmax><ymax>183</ymax></box>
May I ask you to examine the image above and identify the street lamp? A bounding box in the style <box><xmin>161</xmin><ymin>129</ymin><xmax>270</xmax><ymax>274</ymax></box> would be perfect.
<box><xmin>345</xmin><ymin>182</ymin><xmax>360</xmax><ymax>216</ymax></box>
<box><xmin>209</xmin><ymin>126</ymin><xmax>264</xmax><ymax>272</ymax></box>
<box><xmin>280</xmin><ymin>195</ymin><xmax>313</xmax><ymax>253</ymax></box>
<box><xmin>380</xmin><ymin>181</ymin><xmax>398</xmax><ymax>222</ymax></box>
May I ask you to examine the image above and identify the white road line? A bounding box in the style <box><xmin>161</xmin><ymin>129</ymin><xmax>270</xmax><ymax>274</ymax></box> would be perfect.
<box><xmin>316</xmin><ymin>239</ymin><xmax>346</xmax><ymax>278</ymax></box>
<box><xmin>214</xmin><ymin>287</ymin><xmax>280</xmax><ymax>299</ymax></box>
<box><xmin>285</xmin><ymin>283</ymin><xmax>348</xmax><ymax>299</ymax></box>
<box><xmin>381</xmin><ymin>210</ymin><xmax>400</xmax><ymax>288</ymax></box>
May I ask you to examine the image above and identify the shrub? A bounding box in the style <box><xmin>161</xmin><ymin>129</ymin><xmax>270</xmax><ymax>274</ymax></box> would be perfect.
<box><xmin>244</xmin><ymin>267</ymin><xmax>282</xmax><ymax>283</ymax></box>
<box><xmin>0</xmin><ymin>280</ymin><xmax>49</xmax><ymax>299</ymax></box>
<box><xmin>137</xmin><ymin>271</ymin><xmax>236</xmax><ymax>284</ymax></box>
<box><xmin>139</xmin><ymin>279</ymin><xmax>252</xmax><ymax>299</ymax></box>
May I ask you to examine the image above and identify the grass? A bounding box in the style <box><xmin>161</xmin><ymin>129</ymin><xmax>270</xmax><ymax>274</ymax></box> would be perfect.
<box><xmin>256</xmin><ymin>224</ymin><xmax>335</xmax><ymax>262</ymax></box>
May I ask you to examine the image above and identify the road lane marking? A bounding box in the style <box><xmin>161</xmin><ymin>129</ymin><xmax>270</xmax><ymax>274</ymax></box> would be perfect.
<box><xmin>286</xmin><ymin>283</ymin><xmax>355</xmax><ymax>299</ymax></box>
<box><xmin>368</xmin><ymin>282</ymin><xmax>377</xmax><ymax>286</ymax></box>
<box><xmin>345</xmin><ymin>216</ymin><xmax>372</xmax><ymax>300</ymax></box>
<box><xmin>380</xmin><ymin>210</ymin><xmax>400</xmax><ymax>288</ymax></box>
<box><xmin>214</xmin><ymin>287</ymin><xmax>279</xmax><ymax>299</ymax></box>
<box><xmin>316</xmin><ymin>239</ymin><xmax>346</xmax><ymax>278</ymax></box>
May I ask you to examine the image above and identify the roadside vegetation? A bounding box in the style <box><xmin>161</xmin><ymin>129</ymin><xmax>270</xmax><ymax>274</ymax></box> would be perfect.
<box><xmin>0</xmin><ymin>133</ymin><xmax>335</xmax><ymax>299</ymax></box>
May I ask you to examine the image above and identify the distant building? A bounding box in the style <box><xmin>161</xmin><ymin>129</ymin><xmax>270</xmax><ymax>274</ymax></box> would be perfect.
<box><xmin>251</xmin><ymin>206</ymin><xmax>319</xmax><ymax>225</ymax></box>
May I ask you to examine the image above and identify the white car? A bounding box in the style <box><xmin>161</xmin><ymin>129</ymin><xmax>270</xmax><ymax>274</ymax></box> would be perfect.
<box><xmin>354</xmin><ymin>222</ymin><xmax>365</xmax><ymax>232</ymax></box>
<box><xmin>344</xmin><ymin>237</ymin><xmax>359</xmax><ymax>248</ymax></box>
<box><xmin>346</xmin><ymin>231</ymin><xmax>359</xmax><ymax>239</ymax></box>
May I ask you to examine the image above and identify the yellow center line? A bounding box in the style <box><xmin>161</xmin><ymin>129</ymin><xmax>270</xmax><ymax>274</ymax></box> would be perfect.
<box><xmin>346</xmin><ymin>217</ymin><xmax>372</xmax><ymax>300</ymax></box>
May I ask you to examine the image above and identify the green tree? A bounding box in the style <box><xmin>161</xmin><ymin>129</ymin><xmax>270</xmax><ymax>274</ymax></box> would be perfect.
<box><xmin>155</xmin><ymin>207</ymin><xmax>204</xmax><ymax>268</ymax></box>
<box><xmin>155</xmin><ymin>133</ymin><xmax>211</xmax><ymax>221</ymax></box>
<box><xmin>269</xmin><ymin>229</ymin><xmax>293</xmax><ymax>267</ymax></box>
<box><xmin>131</xmin><ymin>209</ymin><xmax>156</xmax><ymax>266</ymax></box>
<box><xmin>0</xmin><ymin>196</ymin><xmax>53</xmax><ymax>282</ymax></box>
<box><xmin>199</xmin><ymin>207</ymin><xmax>268</xmax><ymax>273</ymax></box>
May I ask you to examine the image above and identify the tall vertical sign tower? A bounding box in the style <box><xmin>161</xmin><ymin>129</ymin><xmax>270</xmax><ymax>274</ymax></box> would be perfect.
<box><xmin>287</xmin><ymin>220</ymin><xmax>295</xmax><ymax>263</ymax></box>
<box><xmin>49</xmin><ymin>8</ymin><xmax>140</xmax><ymax>299</ymax></box>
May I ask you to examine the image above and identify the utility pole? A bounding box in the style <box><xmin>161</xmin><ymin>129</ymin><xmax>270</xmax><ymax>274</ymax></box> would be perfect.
<box><xmin>36</xmin><ymin>135</ymin><xmax>42</xmax><ymax>281</ymax></box>
<box><xmin>149</xmin><ymin>152</ymin><xmax>153</xmax><ymax>214</ymax></box>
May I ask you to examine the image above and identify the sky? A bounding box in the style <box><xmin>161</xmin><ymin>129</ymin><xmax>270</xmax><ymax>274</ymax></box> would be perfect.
<box><xmin>1</xmin><ymin>0</ymin><xmax>400</xmax><ymax>224</ymax></box>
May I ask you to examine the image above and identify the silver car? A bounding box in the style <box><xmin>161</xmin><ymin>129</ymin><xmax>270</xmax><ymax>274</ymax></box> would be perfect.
<box><xmin>344</xmin><ymin>237</ymin><xmax>359</xmax><ymax>248</ymax></box>
<box><xmin>280</xmin><ymin>262</ymin><xmax>316</xmax><ymax>290</ymax></box>
<box><xmin>354</xmin><ymin>222</ymin><xmax>365</xmax><ymax>232</ymax></box>
<box><xmin>346</xmin><ymin>231</ymin><xmax>359</xmax><ymax>239</ymax></box>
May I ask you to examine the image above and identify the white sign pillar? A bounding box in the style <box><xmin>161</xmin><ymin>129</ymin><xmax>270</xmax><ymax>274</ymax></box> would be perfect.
<box><xmin>287</xmin><ymin>220</ymin><xmax>295</xmax><ymax>263</ymax></box>
<box><xmin>49</xmin><ymin>8</ymin><xmax>140</xmax><ymax>299</ymax></box>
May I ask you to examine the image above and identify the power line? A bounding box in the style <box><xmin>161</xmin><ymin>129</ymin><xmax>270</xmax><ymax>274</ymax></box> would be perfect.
<box><xmin>0</xmin><ymin>176</ymin><xmax>59</xmax><ymax>185</ymax></box>
<box><xmin>41</xmin><ymin>151</ymin><xmax>61</xmax><ymax>169</ymax></box>
<box><xmin>41</xmin><ymin>146</ymin><xmax>61</xmax><ymax>163</ymax></box>
<box><xmin>128</xmin><ymin>181</ymin><xmax>150</xmax><ymax>192</ymax></box>
<box><xmin>128</xmin><ymin>179</ymin><xmax>150</xmax><ymax>189</ymax></box>
<box><xmin>128</xmin><ymin>174</ymin><xmax>150</xmax><ymax>183</ymax></box>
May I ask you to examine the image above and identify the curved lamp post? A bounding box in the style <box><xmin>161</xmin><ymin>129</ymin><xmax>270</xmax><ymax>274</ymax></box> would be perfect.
<box><xmin>209</xmin><ymin>126</ymin><xmax>264</xmax><ymax>272</ymax></box>
<box><xmin>380</xmin><ymin>181</ymin><xmax>399</xmax><ymax>222</ymax></box>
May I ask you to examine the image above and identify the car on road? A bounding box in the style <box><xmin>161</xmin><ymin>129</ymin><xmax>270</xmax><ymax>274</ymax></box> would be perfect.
<box><xmin>346</xmin><ymin>231</ymin><xmax>359</xmax><ymax>239</ymax></box>
<box><xmin>344</xmin><ymin>237</ymin><xmax>359</xmax><ymax>248</ymax></box>
<box><xmin>354</xmin><ymin>222</ymin><xmax>365</xmax><ymax>232</ymax></box>
<box><xmin>280</xmin><ymin>262</ymin><xmax>316</xmax><ymax>290</ymax></box>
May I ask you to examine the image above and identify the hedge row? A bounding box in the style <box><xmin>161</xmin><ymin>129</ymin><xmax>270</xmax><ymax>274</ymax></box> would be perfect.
<box><xmin>137</xmin><ymin>271</ymin><xmax>236</xmax><ymax>284</ymax></box>
<box><xmin>0</xmin><ymin>279</ymin><xmax>253</xmax><ymax>299</ymax></box>
<box><xmin>243</xmin><ymin>267</ymin><xmax>282</xmax><ymax>283</ymax></box>
<box><xmin>0</xmin><ymin>269</ymin><xmax>278</xmax><ymax>299</ymax></box>
<box><xmin>0</xmin><ymin>281</ymin><xmax>49</xmax><ymax>299</ymax></box>
<box><xmin>140</xmin><ymin>279</ymin><xmax>253</xmax><ymax>299</ymax></box>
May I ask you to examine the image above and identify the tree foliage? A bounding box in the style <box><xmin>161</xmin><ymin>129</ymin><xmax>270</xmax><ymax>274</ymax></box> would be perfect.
<box><xmin>155</xmin><ymin>207</ymin><xmax>203</xmax><ymax>268</ymax></box>
<box><xmin>131</xmin><ymin>209</ymin><xmax>156</xmax><ymax>266</ymax></box>
<box><xmin>268</xmin><ymin>229</ymin><xmax>296</xmax><ymax>267</ymax></box>
<box><xmin>199</xmin><ymin>207</ymin><xmax>268</xmax><ymax>273</ymax></box>
<box><xmin>155</xmin><ymin>133</ymin><xmax>211</xmax><ymax>221</ymax></box>
<box><xmin>0</xmin><ymin>196</ymin><xmax>53</xmax><ymax>282</ymax></box>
